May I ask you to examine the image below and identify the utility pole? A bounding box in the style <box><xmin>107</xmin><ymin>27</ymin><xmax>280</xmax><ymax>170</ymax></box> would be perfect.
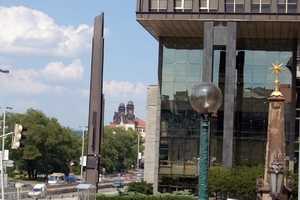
<box><xmin>137</xmin><ymin>133</ymin><xmax>140</xmax><ymax>171</ymax></box>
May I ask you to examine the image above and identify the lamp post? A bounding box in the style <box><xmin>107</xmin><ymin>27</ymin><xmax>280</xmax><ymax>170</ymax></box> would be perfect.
<box><xmin>137</xmin><ymin>133</ymin><xmax>140</xmax><ymax>171</ymax></box>
<box><xmin>268</xmin><ymin>152</ymin><xmax>285</xmax><ymax>200</ymax></box>
<box><xmin>190</xmin><ymin>82</ymin><xmax>222</xmax><ymax>200</ymax></box>
<box><xmin>0</xmin><ymin>69</ymin><xmax>9</xmax><ymax>74</ymax></box>
<box><xmin>1</xmin><ymin>107</ymin><xmax>12</xmax><ymax>200</ymax></box>
<box><xmin>79</xmin><ymin>126</ymin><xmax>87</xmax><ymax>179</ymax></box>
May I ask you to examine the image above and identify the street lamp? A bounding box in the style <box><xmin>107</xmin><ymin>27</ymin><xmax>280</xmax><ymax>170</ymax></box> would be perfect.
<box><xmin>190</xmin><ymin>82</ymin><xmax>222</xmax><ymax>200</ymax></box>
<box><xmin>137</xmin><ymin>133</ymin><xmax>140</xmax><ymax>171</ymax></box>
<box><xmin>0</xmin><ymin>69</ymin><xmax>9</xmax><ymax>74</ymax></box>
<box><xmin>268</xmin><ymin>152</ymin><xmax>285</xmax><ymax>200</ymax></box>
<box><xmin>79</xmin><ymin>126</ymin><xmax>87</xmax><ymax>179</ymax></box>
<box><xmin>1</xmin><ymin>107</ymin><xmax>12</xmax><ymax>200</ymax></box>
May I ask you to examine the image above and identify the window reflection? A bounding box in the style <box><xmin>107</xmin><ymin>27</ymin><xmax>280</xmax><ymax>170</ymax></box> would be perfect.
<box><xmin>161</xmin><ymin>42</ymin><xmax>292</xmax><ymax>173</ymax></box>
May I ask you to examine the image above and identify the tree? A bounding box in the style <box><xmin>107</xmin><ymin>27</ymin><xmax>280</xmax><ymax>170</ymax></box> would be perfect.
<box><xmin>208</xmin><ymin>165</ymin><xmax>264</xmax><ymax>198</ymax></box>
<box><xmin>4</xmin><ymin>109</ymin><xmax>82</xmax><ymax>179</ymax></box>
<box><xmin>99</xmin><ymin>127</ymin><xmax>144</xmax><ymax>174</ymax></box>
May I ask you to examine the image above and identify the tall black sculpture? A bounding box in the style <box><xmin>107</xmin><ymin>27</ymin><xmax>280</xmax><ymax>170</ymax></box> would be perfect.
<box><xmin>86</xmin><ymin>13</ymin><xmax>105</xmax><ymax>194</ymax></box>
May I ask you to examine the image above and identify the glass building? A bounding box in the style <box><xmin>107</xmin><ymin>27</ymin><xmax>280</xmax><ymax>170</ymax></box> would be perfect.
<box><xmin>137</xmin><ymin>0</ymin><xmax>299</xmax><ymax>193</ymax></box>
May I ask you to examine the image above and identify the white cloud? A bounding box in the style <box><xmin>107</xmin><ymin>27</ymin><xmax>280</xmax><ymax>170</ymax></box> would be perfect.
<box><xmin>0</xmin><ymin>6</ymin><xmax>111</xmax><ymax>57</ymax></box>
<box><xmin>103</xmin><ymin>80</ymin><xmax>147</xmax><ymax>98</ymax></box>
<box><xmin>0</xmin><ymin>59</ymin><xmax>85</xmax><ymax>94</ymax></box>
<box><xmin>104</xmin><ymin>27</ymin><xmax>111</xmax><ymax>37</ymax></box>
<box><xmin>41</xmin><ymin>59</ymin><xmax>84</xmax><ymax>81</ymax></box>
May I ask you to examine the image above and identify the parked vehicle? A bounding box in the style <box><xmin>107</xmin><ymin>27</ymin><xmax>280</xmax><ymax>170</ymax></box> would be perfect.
<box><xmin>6</xmin><ymin>183</ymin><xmax>15</xmax><ymax>189</ymax></box>
<box><xmin>28</xmin><ymin>183</ymin><xmax>47</xmax><ymax>198</ymax></box>
<box><xmin>122</xmin><ymin>174</ymin><xmax>132</xmax><ymax>180</ymax></box>
<box><xmin>55</xmin><ymin>180</ymin><xmax>67</xmax><ymax>185</ymax></box>
<box><xmin>47</xmin><ymin>172</ymin><xmax>65</xmax><ymax>185</ymax></box>
<box><xmin>65</xmin><ymin>175</ymin><xmax>77</xmax><ymax>183</ymax></box>
<box><xmin>112</xmin><ymin>180</ymin><xmax>124</xmax><ymax>188</ymax></box>
<box><xmin>75</xmin><ymin>179</ymin><xmax>85</xmax><ymax>183</ymax></box>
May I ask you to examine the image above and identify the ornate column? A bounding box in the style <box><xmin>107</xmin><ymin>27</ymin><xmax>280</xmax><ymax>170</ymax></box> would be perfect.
<box><xmin>257</xmin><ymin>62</ymin><xmax>294</xmax><ymax>200</ymax></box>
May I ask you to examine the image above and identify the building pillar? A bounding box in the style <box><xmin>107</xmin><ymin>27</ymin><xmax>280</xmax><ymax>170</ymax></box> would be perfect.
<box><xmin>202</xmin><ymin>21</ymin><xmax>236</xmax><ymax>169</ymax></box>
<box><xmin>144</xmin><ymin>85</ymin><xmax>161</xmax><ymax>194</ymax></box>
<box><xmin>202</xmin><ymin>22</ymin><xmax>214</xmax><ymax>82</ymax></box>
<box><xmin>222</xmin><ymin>22</ymin><xmax>236</xmax><ymax>169</ymax></box>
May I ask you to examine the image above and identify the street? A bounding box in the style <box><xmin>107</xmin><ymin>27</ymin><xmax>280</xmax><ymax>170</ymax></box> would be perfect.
<box><xmin>3</xmin><ymin>183</ymin><xmax>126</xmax><ymax>200</ymax></box>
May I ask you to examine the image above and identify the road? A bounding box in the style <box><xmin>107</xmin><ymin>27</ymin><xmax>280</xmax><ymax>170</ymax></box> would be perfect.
<box><xmin>3</xmin><ymin>181</ymin><xmax>129</xmax><ymax>200</ymax></box>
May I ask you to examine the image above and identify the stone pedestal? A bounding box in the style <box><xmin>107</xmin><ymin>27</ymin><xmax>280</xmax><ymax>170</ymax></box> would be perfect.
<box><xmin>257</xmin><ymin>96</ymin><xmax>293</xmax><ymax>199</ymax></box>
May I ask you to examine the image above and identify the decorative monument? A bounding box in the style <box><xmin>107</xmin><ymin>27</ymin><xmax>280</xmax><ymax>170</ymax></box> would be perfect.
<box><xmin>86</xmin><ymin>13</ymin><xmax>105</xmax><ymax>196</ymax></box>
<box><xmin>256</xmin><ymin>62</ymin><xmax>294</xmax><ymax>200</ymax></box>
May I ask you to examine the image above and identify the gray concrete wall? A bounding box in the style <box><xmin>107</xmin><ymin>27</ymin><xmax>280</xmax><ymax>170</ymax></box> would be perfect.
<box><xmin>144</xmin><ymin>85</ymin><xmax>161</xmax><ymax>194</ymax></box>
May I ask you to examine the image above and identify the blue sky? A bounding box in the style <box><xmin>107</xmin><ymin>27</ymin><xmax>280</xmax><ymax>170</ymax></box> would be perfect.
<box><xmin>0</xmin><ymin>1</ymin><xmax>158</xmax><ymax>130</ymax></box>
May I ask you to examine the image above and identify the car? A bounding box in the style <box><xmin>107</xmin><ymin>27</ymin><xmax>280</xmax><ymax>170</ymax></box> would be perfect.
<box><xmin>22</xmin><ymin>183</ymin><xmax>32</xmax><ymax>187</ymax></box>
<box><xmin>55</xmin><ymin>180</ymin><xmax>67</xmax><ymax>185</ymax></box>
<box><xmin>112</xmin><ymin>180</ymin><xmax>124</xmax><ymax>188</ymax></box>
<box><xmin>75</xmin><ymin>179</ymin><xmax>85</xmax><ymax>183</ymax></box>
<box><xmin>122</xmin><ymin>174</ymin><xmax>132</xmax><ymax>180</ymax></box>
<box><xmin>6</xmin><ymin>184</ymin><xmax>15</xmax><ymax>189</ymax></box>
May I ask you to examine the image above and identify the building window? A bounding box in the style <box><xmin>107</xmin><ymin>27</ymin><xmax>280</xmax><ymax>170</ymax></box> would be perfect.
<box><xmin>150</xmin><ymin>0</ymin><xmax>168</xmax><ymax>12</ymax></box>
<box><xmin>175</xmin><ymin>0</ymin><xmax>193</xmax><ymax>12</ymax></box>
<box><xmin>251</xmin><ymin>0</ymin><xmax>270</xmax><ymax>13</ymax></box>
<box><xmin>225</xmin><ymin>0</ymin><xmax>244</xmax><ymax>13</ymax></box>
<box><xmin>200</xmin><ymin>0</ymin><xmax>219</xmax><ymax>12</ymax></box>
<box><xmin>278</xmin><ymin>0</ymin><xmax>297</xmax><ymax>13</ymax></box>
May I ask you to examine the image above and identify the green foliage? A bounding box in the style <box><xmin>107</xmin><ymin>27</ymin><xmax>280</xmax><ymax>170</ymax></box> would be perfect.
<box><xmin>3</xmin><ymin>108</ymin><xmax>82</xmax><ymax>179</ymax></box>
<box><xmin>99</xmin><ymin>127</ymin><xmax>144</xmax><ymax>173</ymax></box>
<box><xmin>123</xmin><ymin>180</ymin><xmax>153</xmax><ymax>195</ymax></box>
<box><xmin>286</xmin><ymin>170</ymin><xmax>298</xmax><ymax>199</ymax></box>
<box><xmin>96</xmin><ymin>196</ymin><xmax>195</xmax><ymax>200</ymax></box>
<box><xmin>96</xmin><ymin>188</ymin><xmax>196</xmax><ymax>199</ymax></box>
<box><xmin>209</xmin><ymin>165</ymin><xmax>264</xmax><ymax>198</ymax></box>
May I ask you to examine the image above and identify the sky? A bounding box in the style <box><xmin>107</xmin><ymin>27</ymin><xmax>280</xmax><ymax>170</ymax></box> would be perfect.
<box><xmin>0</xmin><ymin>0</ymin><xmax>158</xmax><ymax>131</ymax></box>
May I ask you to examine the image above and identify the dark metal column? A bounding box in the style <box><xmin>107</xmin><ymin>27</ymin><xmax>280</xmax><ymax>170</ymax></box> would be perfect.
<box><xmin>289</xmin><ymin>39</ymin><xmax>297</xmax><ymax>171</ymax></box>
<box><xmin>86</xmin><ymin>13</ymin><xmax>105</xmax><ymax>194</ymax></box>
<box><xmin>222</xmin><ymin>22</ymin><xmax>236</xmax><ymax>169</ymax></box>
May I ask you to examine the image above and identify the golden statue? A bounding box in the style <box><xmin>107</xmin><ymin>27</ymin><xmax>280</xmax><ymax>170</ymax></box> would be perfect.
<box><xmin>270</xmin><ymin>61</ymin><xmax>284</xmax><ymax>97</ymax></box>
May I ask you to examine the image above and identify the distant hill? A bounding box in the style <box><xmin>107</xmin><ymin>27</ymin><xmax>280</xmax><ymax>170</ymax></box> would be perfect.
<box><xmin>75</xmin><ymin>130</ymin><xmax>83</xmax><ymax>136</ymax></box>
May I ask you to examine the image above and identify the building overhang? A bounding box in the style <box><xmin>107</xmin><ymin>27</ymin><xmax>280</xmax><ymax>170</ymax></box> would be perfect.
<box><xmin>136</xmin><ymin>14</ymin><xmax>300</xmax><ymax>51</ymax></box>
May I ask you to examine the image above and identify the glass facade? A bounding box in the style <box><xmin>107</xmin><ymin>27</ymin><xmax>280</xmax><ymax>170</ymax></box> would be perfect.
<box><xmin>158</xmin><ymin>38</ymin><xmax>292</xmax><ymax>192</ymax></box>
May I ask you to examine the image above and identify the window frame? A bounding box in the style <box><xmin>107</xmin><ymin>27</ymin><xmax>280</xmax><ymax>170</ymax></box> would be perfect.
<box><xmin>200</xmin><ymin>0</ymin><xmax>218</xmax><ymax>12</ymax></box>
<box><xmin>225</xmin><ymin>0</ymin><xmax>245</xmax><ymax>13</ymax></box>
<box><xmin>150</xmin><ymin>0</ymin><xmax>168</xmax><ymax>12</ymax></box>
<box><xmin>251</xmin><ymin>0</ymin><xmax>271</xmax><ymax>13</ymax></box>
<box><xmin>277</xmin><ymin>0</ymin><xmax>297</xmax><ymax>13</ymax></box>
<box><xmin>174</xmin><ymin>0</ymin><xmax>193</xmax><ymax>12</ymax></box>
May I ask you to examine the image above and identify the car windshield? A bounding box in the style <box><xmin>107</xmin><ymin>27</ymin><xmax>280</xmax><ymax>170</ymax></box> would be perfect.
<box><xmin>32</xmin><ymin>188</ymin><xmax>41</xmax><ymax>192</ymax></box>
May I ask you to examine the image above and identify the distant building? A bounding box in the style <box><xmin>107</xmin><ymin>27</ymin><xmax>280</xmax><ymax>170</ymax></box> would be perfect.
<box><xmin>110</xmin><ymin>101</ymin><xmax>146</xmax><ymax>140</ymax></box>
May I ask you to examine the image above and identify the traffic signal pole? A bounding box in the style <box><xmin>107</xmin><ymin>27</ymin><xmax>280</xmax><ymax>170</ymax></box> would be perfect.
<box><xmin>1</xmin><ymin>107</ymin><xmax>12</xmax><ymax>200</ymax></box>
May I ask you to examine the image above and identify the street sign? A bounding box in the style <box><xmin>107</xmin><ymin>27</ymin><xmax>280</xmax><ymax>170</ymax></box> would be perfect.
<box><xmin>0</xmin><ymin>150</ymin><xmax>9</xmax><ymax>160</ymax></box>
<box><xmin>15</xmin><ymin>182</ymin><xmax>22</xmax><ymax>188</ymax></box>
<box><xmin>5</xmin><ymin>160</ymin><xmax>14</xmax><ymax>164</ymax></box>
<box><xmin>2</xmin><ymin>160</ymin><xmax>14</xmax><ymax>167</ymax></box>
<box><xmin>79</xmin><ymin>156</ymin><xmax>86</xmax><ymax>166</ymax></box>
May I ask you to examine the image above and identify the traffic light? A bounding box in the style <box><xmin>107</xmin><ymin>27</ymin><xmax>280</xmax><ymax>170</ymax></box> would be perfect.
<box><xmin>11</xmin><ymin>124</ymin><xmax>27</xmax><ymax>149</ymax></box>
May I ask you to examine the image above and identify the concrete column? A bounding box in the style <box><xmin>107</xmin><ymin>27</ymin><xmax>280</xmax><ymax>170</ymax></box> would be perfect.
<box><xmin>202</xmin><ymin>22</ymin><xmax>214</xmax><ymax>82</ymax></box>
<box><xmin>144</xmin><ymin>85</ymin><xmax>161</xmax><ymax>194</ymax></box>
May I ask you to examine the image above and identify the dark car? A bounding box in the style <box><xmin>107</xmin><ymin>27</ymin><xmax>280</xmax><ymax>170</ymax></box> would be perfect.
<box><xmin>112</xmin><ymin>180</ymin><xmax>124</xmax><ymax>188</ymax></box>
